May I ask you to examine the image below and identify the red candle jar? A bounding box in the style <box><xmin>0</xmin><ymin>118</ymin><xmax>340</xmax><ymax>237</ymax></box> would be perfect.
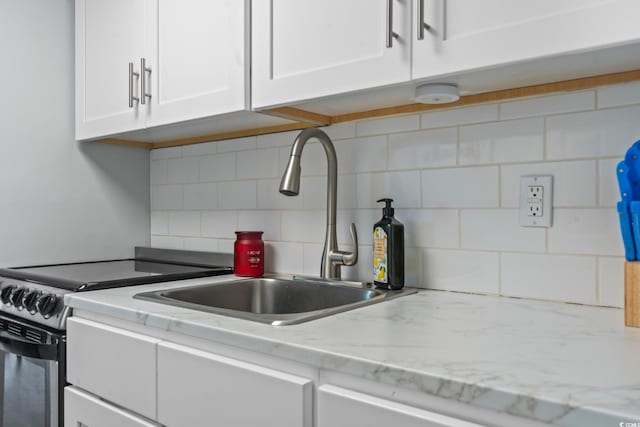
<box><xmin>234</xmin><ymin>231</ymin><xmax>264</xmax><ymax>277</ymax></box>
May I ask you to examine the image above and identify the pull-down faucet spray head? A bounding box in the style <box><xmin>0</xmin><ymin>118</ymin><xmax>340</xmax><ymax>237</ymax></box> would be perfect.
<box><xmin>279</xmin><ymin>155</ymin><xmax>301</xmax><ymax>196</ymax></box>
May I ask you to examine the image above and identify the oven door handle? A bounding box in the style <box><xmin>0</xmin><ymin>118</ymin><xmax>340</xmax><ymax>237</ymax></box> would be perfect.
<box><xmin>0</xmin><ymin>332</ymin><xmax>58</xmax><ymax>361</ymax></box>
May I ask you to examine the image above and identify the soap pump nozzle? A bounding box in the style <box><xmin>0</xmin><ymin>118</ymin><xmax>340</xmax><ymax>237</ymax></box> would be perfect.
<box><xmin>377</xmin><ymin>198</ymin><xmax>395</xmax><ymax>217</ymax></box>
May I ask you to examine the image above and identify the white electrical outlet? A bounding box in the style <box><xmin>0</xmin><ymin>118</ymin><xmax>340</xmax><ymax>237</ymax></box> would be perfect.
<box><xmin>519</xmin><ymin>175</ymin><xmax>553</xmax><ymax>227</ymax></box>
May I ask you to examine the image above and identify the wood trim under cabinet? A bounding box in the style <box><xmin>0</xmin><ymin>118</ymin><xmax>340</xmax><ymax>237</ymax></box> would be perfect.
<box><xmin>94</xmin><ymin>69</ymin><xmax>640</xmax><ymax>150</ymax></box>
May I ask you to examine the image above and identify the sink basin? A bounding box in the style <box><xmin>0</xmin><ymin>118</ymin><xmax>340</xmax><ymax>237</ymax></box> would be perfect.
<box><xmin>134</xmin><ymin>277</ymin><xmax>415</xmax><ymax>325</ymax></box>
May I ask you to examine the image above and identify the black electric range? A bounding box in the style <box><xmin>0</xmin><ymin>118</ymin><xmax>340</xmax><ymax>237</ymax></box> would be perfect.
<box><xmin>0</xmin><ymin>247</ymin><xmax>234</xmax><ymax>330</ymax></box>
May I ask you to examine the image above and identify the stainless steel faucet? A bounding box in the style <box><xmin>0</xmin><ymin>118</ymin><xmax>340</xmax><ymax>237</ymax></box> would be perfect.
<box><xmin>279</xmin><ymin>128</ymin><xmax>358</xmax><ymax>279</ymax></box>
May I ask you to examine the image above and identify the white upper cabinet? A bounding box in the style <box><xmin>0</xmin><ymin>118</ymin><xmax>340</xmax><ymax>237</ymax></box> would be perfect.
<box><xmin>412</xmin><ymin>0</ymin><xmax>640</xmax><ymax>80</ymax></box>
<box><xmin>144</xmin><ymin>0</ymin><xmax>248</xmax><ymax>127</ymax></box>
<box><xmin>251</xmin><ymin>0</ymin><xmax>411</xmax><ymax>109</ymax></box>
<box><xmin>76</xmin><ymin>0</ymin><xmax>249</xmax><ymax>140</ymax></box>
<box><xmin>76</xmin><ymin>0</ymin><xmax>147</xmax><ymax>140</ymax></box>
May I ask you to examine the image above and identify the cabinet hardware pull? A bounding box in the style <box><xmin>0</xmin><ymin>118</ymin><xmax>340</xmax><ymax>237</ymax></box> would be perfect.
<box><xmin>386</xmin><ymin>0</ymin><xmax>399</xmax><ymax>48</ymax></box>
<box><xmin>417</xmin><ymin>0</ymin><xmax>431</xmax><ymax>40</ymax></box>
<box><xmin>128</xmin><ymin>62</ymin><xmax>140</xmax><ymax>108</ymax></box>
<box><xmin>140</xmin><ymin>58</ymin><xmax>152</xmax><ymax>104</ymax></box>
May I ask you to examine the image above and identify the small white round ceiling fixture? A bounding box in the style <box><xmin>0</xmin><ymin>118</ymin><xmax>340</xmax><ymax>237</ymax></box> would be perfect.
<box><xmin>414</xmin><ymin>83</ymin><xmax>460</xmax><ymax>104</ymax></box>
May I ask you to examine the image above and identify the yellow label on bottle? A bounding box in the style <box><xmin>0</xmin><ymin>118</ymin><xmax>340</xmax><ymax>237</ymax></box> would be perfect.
<box><xmin>373</xmin><ymin>226</ymin><xmax>388</xmax><ymax>283</ymax></box>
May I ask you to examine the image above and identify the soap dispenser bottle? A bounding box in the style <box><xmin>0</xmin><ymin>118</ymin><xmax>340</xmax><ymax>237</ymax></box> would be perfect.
<box><xmin>373</xmin><ymin>198</ymin><xmax>404</xmax><ymax>290</ymax></box>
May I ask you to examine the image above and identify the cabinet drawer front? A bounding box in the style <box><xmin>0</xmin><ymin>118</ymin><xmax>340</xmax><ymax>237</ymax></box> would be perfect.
<box><xmin>157</xmin><ymin>342</ymin><xmax>312</xmax><ymax>427</ymax></box>
<box><xmin>64</xmin><ymin>387</ymin><xmax>159</xmax><ymax>427</ymax></box>
<box><xmin>66</xmin><ymin>318</ymin><xmax>159</xmax><ymax>420</ymax></box>
<box><xmin>318</xmin><ymin>385</ymin><xmax>484</xmax><ymax>427</ymax></box>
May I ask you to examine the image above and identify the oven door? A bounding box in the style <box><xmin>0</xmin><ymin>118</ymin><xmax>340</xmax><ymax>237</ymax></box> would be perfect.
<box><xmin>0</xmin><ymin>317</ymin><xmax>63</xmax><ymax>427</ymax></box>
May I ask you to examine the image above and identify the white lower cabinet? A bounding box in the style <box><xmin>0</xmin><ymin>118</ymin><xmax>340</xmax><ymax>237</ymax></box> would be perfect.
<box><xmin>318</xmin><ymin>385</ymin><xmax>484</xmax><ymax>427</ymax></box>
<box><xmin>66</xmin><ymin>318</ymin><xmax>160</xmax><ymax>420</ymax></box>
<box><xmin>157</xmin><ymin>341</ymin><xmax>313</xmax><ymax>427</ymax></box>
<box><xmin>64</xmin><ymin>387</ymin><xmax>160</xmax><ymax>427</ymax></box>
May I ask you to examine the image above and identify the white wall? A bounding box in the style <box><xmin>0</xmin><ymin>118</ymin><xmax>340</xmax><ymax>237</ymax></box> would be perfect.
<box><xmin>150</xmin><ymin>81</ymin><xmax>640</xmax><ymax>309</ymax></box>
<box><xmin>0</xmin><ymin>0</ymin><xmax>149</xmax><ymax>266</ymax></box>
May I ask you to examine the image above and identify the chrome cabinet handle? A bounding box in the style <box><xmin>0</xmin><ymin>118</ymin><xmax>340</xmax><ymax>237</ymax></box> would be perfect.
<box><xmin>417</xmin><ymin>0</ymin><xmax>431</xmax><ymax>40</ymax></box>
<box><xmin>128</xmin><ymin>62</ymin><xmax>139</xmax><ymax>108</ymax></box>
<box><xmin>140</xmin><ymin>57</ymin><xmax>152</xmax><ymax>104</ymax></box>
<box><xmin>386</xmin><ymin>0</ymin><xmax>399</xmax><ymax>48</ymax></box>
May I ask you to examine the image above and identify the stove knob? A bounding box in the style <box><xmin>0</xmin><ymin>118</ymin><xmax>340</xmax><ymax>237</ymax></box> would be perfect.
<box><xmin>23</xmin><ymin>290</ymin><xmax>41</xmax><ymax>314</ymax></box>
<box><xmin>0</xmin><ymin>285</ymin><xmax>16</xmax><ymax>305</ymax></box>
<box><xmin>11</xmin><ymin>288</ymin><xmax>26</xmax><ymax>309</ymax></box>
<box><xmin>37</xmin><ymin>294</ymin><xmax>59</xmax><ymax>318</ymax></box>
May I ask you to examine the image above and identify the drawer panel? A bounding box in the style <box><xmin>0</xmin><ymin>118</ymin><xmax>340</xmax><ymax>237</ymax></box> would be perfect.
<box><xmin>66</xmin><ymin>317</ymin><xmax>159</xmax><ymax>419</ymax></box>
<box><xmin>157</xmin><ymin>341</ymin><xmax>312</xmax><ymax>427</ymax></box>
<box><xmin>64</xmin><ymin>386</ymin><xmax>159</xmax><ymax>427</ymax></box>
<box><xmin>318</xmin><ymin>385</ymin><xmax>484</xmax><ymax>427</ymax></box>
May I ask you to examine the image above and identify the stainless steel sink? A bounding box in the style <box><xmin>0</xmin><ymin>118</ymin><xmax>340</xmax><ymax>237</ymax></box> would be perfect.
<box><xmin>134</xmin><ymin>277</ymin><xmax>415</xmax><ymax>325</ymax></box>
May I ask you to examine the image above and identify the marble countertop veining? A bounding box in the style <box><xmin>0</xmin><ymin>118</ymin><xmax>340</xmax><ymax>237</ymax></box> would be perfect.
<box><xmin>64</xmin><ymin>275</ymin><xmax>640</xmax><ymax>427</ymax></box>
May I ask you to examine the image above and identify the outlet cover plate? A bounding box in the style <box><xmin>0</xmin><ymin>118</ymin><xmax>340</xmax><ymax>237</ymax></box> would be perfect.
<box><xmin>519</xmin><ymin>175</ymin><xmax>553</xmax><ymax>227</ymax></box>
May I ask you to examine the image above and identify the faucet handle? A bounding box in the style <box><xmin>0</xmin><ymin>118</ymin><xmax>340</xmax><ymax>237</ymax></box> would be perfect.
<box><xmin>343</xmin><ymin>223</ymin><xmax>358</xmax><ymax>266</ymax></box>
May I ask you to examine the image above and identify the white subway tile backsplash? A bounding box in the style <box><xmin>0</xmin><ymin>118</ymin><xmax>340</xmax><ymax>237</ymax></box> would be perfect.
<box><xmin>422</xmin><ymin>249</ymin><xmax>500</xmax><ymax>294</ymax></box>
<box><xmin>150</xmin><ymin>211</ymin><xmax>169</xmax><ymax>235</ymax></box>
<box><xmin>548</xmin><ymin>209</ymin><xmax>623</xmax><ymax>256</ymax></box>
<box><xmin>388</xmin><ymin>128</ymin><xmax>457</xmax><ymax>170</ymax></box>
<box><xmin>598</xmin><ymin>81</ymin><xmax>640</xmax><ymax>109</ymax></box>
<box><xmin>183</xmin><ymin>237</ymin><xmax>219</xmax><ymax>252</ymax></box>
<box><xmin>459</xmin><ymin>118</ymin><xmax>544</xmax><ymax>165</ymax></box>
<box><xmin>168</xmin><ymin>212</ymin><xmax>200</xmax><ymax>237</ymax></box>
<box><xmin>461</xmin><ymin>210</ymin><xmax>545</xmax><ymax>252</ymax></box>
<box><xmin>421</xmin><ymin>104</ymin><xmax>498</xmax><ymax>129</ymax></box>
<box><xmin>150</xmin><ymin>235</ymin><xmax>184</xmax><ymax>250</ymax></box>
<box><xmin>149</xmin><ymin>81</ymin><xmax>633</xmax><ymax>307</ymax></box>
<box><xmin>183</xmin><ymin>183</ymin><xmax>218</xmax><ymax>210</ymax></box>
<box><xmin>302</xmin><ymin>175</ymin><xmax>357</xmax><ymax>210</ymax></box>
<box><xmin>150</xmin><ymin>160</ymin><xmax>168</xmax><ymax>185</ymax></box>
<box><xmin>218</xmin><ymin>181</ymin><xmax>257</xmax><ymax>209</ymax></box>
<box><xmin>422</xmin><ymin>166</ymin><xmax>499</xmax><ymax>208</ymax></box>
<box><xmin>336</xmin><ymin>136</ymin><xmax>387</xmax><ymax>174</ymax></box>
<box><xmin>257</xmin><ymin>130</ymin><xmax>299</xmax><ymax>148</ymax></box>
<box><xmin>199</xmin><ymin>153</ymin><xmax>236</xmax><ymax>182</ymax></box>
<box><xmin>201</xmin><ymin>211</ymin><xmax>237</xmax><ymax>239</ymax></box>
<box><xmin>598</xmin><ymin>257</ymin><xmax>624</xmax><ymax>308</ymax></box>
<box><xmin>218</xmin><ymin>239</ymin><xmax>235</xmax><ymax>253</ymax></box>
<box><xmin>546</xmin><ymin>106</ymin><xmax>640</xmax><ymax>160</ymax></box>
<box><xmin>501</xmin><ymin>161</ymin><xmax>597</xmax><ymax>208</ymax></box>
<box><xmin>182</xmin><ymin>141</ymin><xmax>217</xmax><ymax>157</ymax></box>
<box><xmin>280</xmin><ymin>211</ymin><xmax>324</xmax><ymax>243</ymax></box>
<box><xmin>599</xmin><ymin>158</ymin><xmax>621</xmax><ymax>208</ymax></box>
<box><xmin>302</xmin><ymin>243</ymin><xmax>323</xmax><ymax>276</ymax></box>
<box><xmin>500</xmin><ymin>91</ymin><xmax>594</xmax><ymax>119</ymax></box>
<box><xmin>151</xmin><ymin>185</ymin><xmax>182</xmax><ymax>210</ymax></box>
<box><xmin>257</xmin><ymin>179</ymin><xmax>304</xmax><ymax>210</ymax></box>
<box><xmin>237</xmin><ymin>211</ymin><xmax>281</xmax><ymax>241</ymax></box>
<box><xmin>323</xmin><ymin>122</ymin><xmax>357</xmax><ymax>140</ymax></box>
<box><xmin>501</xmin><ymin>253</ymin><xmax>596</xmax><ymax>304</ymax></box>
<box><xmin>397</xmin><ymin>209</ymin><xmax>459</xmax><ymax>249</ymax></box>
<box><xmin>357</xmin><ymin>171</ymin><xmax>421</xmax><ymax>209</ymax></box>
<box><xmin>236</xmin><ymin>148</ymin><xmax>281</xmax><ymax>180</ymax></box>
<box><xmin>167</xmin><ymin>157</ymin><xmax>199</xmax><ymax>184</ymax></box>
<box><xmin>151</xmin><ymin>147</ymin><xmax>181</xmax><ymax>160</ymax></box>
<box><xmin>357</xmin><ymin>114</ymin><xmax>419</xmax><ymax>137</ymax></box>
<box><xmin>217</xmin><ymin>136</ymin><xmax>256</xmax><ymax>153</ymax></box>
<box><xmin>265</xmin><ymin>242</ymin><xmax>304</xmax><ymax>275</ymax></box>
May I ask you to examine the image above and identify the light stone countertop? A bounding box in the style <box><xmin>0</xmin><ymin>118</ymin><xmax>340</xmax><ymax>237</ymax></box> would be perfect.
<box><xmin>64</xmin><ymin>275</ymin><xmax>640</xmax><ymax>427</ymax></box>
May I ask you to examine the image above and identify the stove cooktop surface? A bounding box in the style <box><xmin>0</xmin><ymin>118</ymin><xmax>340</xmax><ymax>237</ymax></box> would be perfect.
<box><xmin>0</xmin><ymin>259</ymin><xmax>233</xmax><ymax>291</ymax></box>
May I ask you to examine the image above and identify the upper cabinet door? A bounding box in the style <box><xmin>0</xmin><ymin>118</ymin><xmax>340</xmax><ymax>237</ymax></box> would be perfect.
<box><xmin>413</xmin><ymin>0</ymin><xmax>640</xmax><ymax>80</ymax></box>
<box><xmin>76</xmin><ymin>0</ymin><xmax>147</xmax><ymax>140</ymax></box>
<box><xmin>144</xmin><ymin>0</ymin><xmax>249</xmax><ymax>128</ymax></box>
<box><xmin>252</xmin><ymin>0</ymin><xmax>411</xmax><ymax>109</ymax></box>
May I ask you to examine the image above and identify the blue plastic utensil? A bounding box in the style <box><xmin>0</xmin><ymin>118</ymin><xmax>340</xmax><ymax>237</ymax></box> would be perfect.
<box><xmin>618</xmin><ymin>160</ymin><xmax>632</xmax><ymax>201</ymax></box>
<box><xmin>624</xmin><ymin>140</ymin><xmax>640</xmax><ymax>200</ymax></box>
<box><xmin>618</xmin><ymin>201</ymin><xmax>637</xmax><ymax>261</ymax></box>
